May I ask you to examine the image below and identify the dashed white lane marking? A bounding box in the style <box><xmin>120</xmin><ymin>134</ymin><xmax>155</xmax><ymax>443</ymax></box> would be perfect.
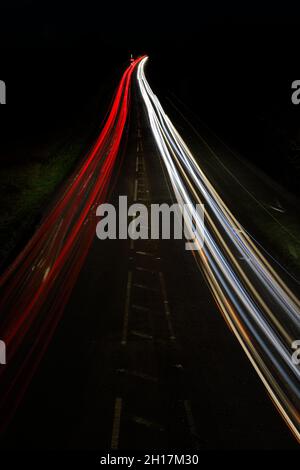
<box><xmin>159</xmin><ymin>272</ymin><xmax>176</xmax><ymax>340</ymax></box>
<box><xmin>131</xmin><ymin>415</ymin><xmax>164</xmax><ymax>431</ymax></box>
<box><xmin>131</xmin><ymin>330</ymin><xmax>153</xmax><ymax>340</ymax></box>
<box><xmin>111</xmin><ymin>397</ymin><xmax>122</xmax><ymax>450</ymax></box>
<box><xmin>42</xmin><ymin>266</ymin><xmax>51</xmax><ymax>282</ymax></box>
<box><xmin>135</xmin><ymin>251</ymin><xmax>156</xmax><ymax>257</ymax></box>
<box><xmin>184</xmin><ymin>400</ymin><xmax>199</xmax><ymax>448</ymax></box>
<box><xmin>121</xmin><ymin>271</ymin><xmax>132</xmax><ymax>346</ymax></box>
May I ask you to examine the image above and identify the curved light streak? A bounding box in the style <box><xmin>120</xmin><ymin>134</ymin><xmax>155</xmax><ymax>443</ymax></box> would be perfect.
<box><xmin>137</xmin><ymin>56</ymin><xmax>300</xmax><ymax>442</ymax></box>
<box><xmin>0</xmin><ymin>56</ymin><xmax>145</xmax><ymax>432</ymax></box>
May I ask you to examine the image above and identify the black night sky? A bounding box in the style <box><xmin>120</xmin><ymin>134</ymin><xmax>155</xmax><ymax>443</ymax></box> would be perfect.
<box><xmin>1</xmin><ymin>2</ymin><xmax>300</xmax><ymax>193</ymax></box>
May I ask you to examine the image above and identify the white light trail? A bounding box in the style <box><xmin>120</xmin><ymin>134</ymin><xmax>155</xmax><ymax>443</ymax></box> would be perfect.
<box><xmin>137</xmin><ymin>57</ymin><xmax>300</xmax><ymax>442</ymax></box>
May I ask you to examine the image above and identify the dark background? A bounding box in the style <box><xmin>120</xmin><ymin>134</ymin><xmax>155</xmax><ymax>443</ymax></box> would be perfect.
<box><xmin>1</xmin><ymin>1</ymin><xmax>300</xmax><ymax>194</ymax></box>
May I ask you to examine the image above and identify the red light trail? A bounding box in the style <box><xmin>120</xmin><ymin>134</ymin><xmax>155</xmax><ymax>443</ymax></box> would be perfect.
<box><xmin>0</xmin><ymin>56</ymin><xmax>144</xmax><ymax>432</ymax></box>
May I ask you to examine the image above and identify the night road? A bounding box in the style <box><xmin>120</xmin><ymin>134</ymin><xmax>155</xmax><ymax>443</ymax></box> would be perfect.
<box><xmin>0</xmin><ymin>57</ymin><xmax>299</xmax><ymax>452</ymax></box>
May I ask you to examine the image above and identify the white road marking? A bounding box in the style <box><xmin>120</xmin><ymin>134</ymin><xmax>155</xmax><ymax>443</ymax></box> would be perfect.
<box><xmin>111</xmin><ymin>397</ymin><xmax>122</xmax><ymax>450</ymax></box>
<box><xmin>131</xmin><ymin>415</ymin><xmax>164</xmax><ymax>431</ymax></box>
<box><xmin>135</xmin><ymin>251</ymin><xmax>156</xmax><ymax>257</ymax></box>
<box><xmin>131</xmin><ymin>330</ymin><xmax>153</xmax><ymax>340</ymax></box>
<box><xmin>184</xmin><ymin>399</ymin><xmax>199</xmax><ymax>447</ymax></box>
<box><xmin>42</xmin><ymin>266</ymin><xmax>51</xmax><ymax>282</ymax></box>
